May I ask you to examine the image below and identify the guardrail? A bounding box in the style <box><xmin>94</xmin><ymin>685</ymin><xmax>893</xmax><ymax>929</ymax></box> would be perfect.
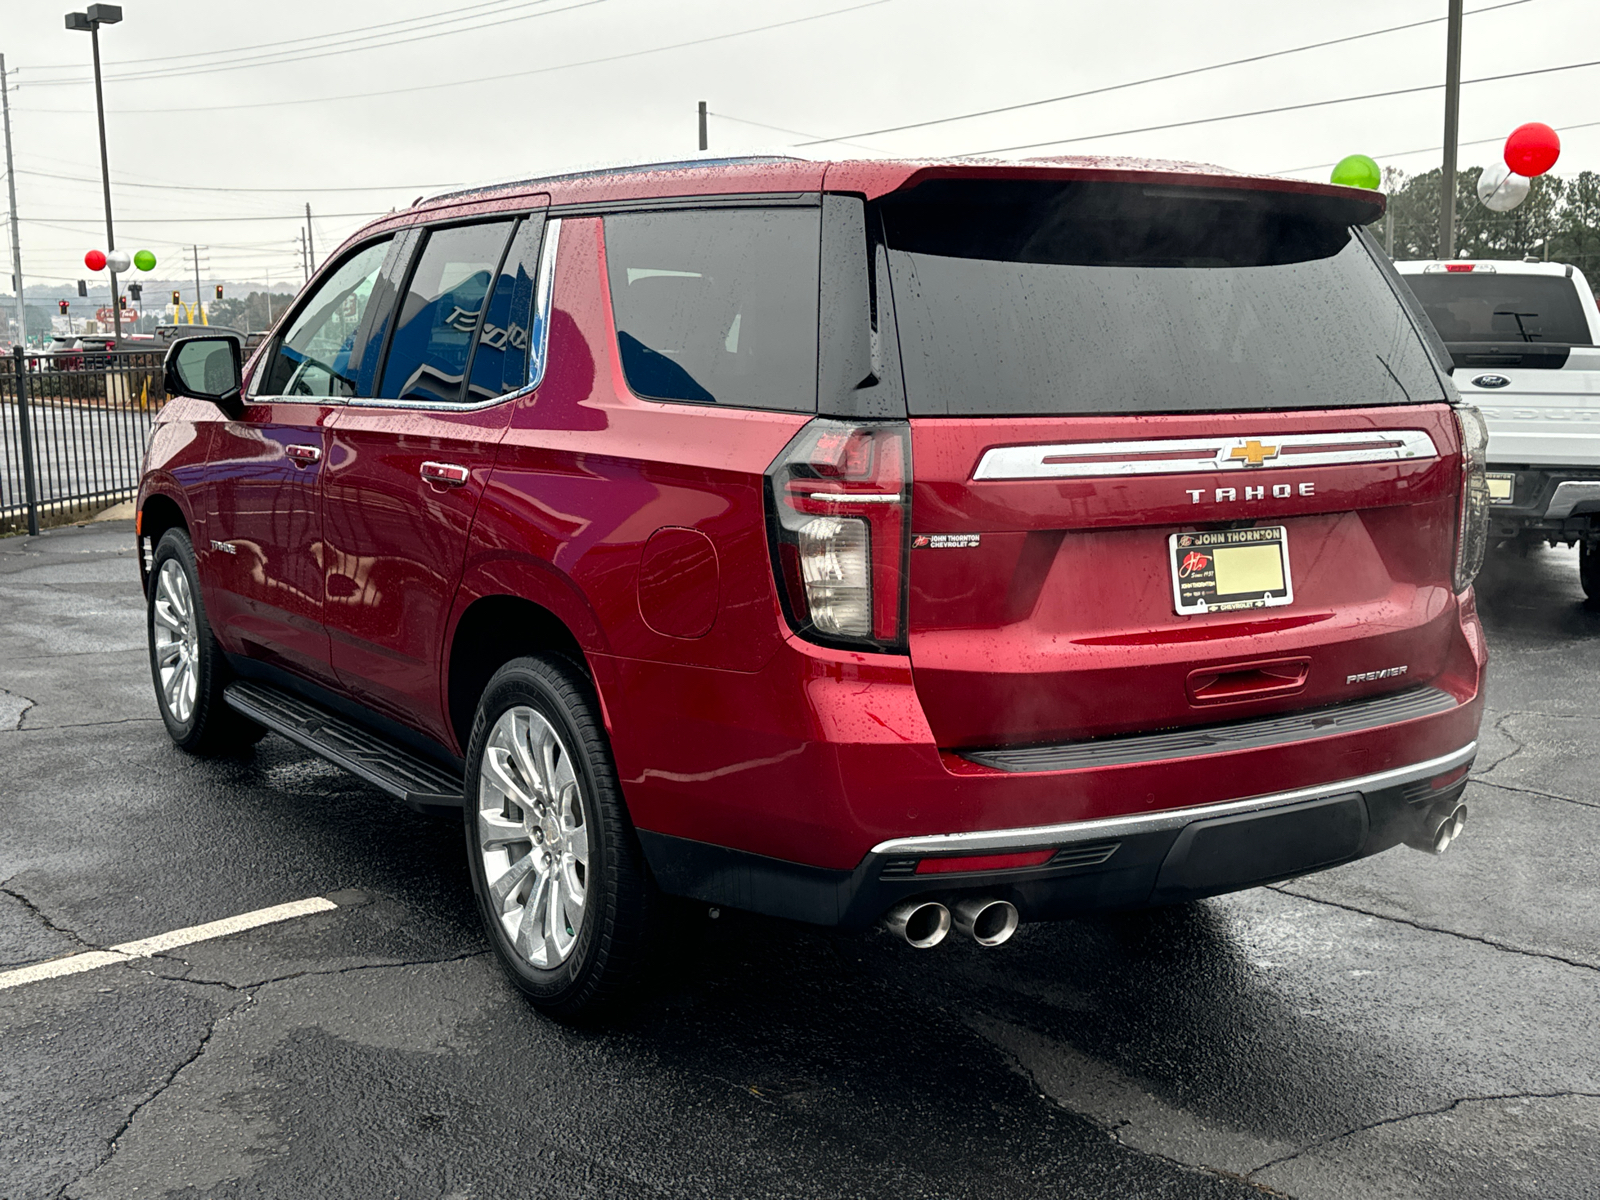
<box><xmin>0</xmin><ymin>346</ymin><xmax>167</xmax><ymax>535</ymax></box>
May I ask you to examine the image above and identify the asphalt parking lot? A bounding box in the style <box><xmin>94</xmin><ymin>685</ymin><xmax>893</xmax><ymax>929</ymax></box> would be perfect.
<box><xmin>3</xmin><ymin>520</ymin><xmax>1598</xmax><ymax>1200</ymax></box>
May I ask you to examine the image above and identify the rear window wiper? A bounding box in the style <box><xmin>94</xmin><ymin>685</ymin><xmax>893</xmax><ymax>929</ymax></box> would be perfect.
<box><xmin>1494</xmin><ymin>310</ymin><xmax>1542</xmax><ymax>343</ymax></box>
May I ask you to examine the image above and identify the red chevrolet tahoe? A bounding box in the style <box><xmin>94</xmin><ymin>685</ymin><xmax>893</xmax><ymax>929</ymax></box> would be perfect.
<box><xmin>139</xmin><ymin>157</ymin><xmax>1489</xmax><ymax>1016</ymax></box>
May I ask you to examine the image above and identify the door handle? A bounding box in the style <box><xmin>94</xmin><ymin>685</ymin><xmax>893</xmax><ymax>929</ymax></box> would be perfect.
<box><xmin>421</xmin><ymin>461</ymin><xmax>470</xmax><ymax>487</ymax></box>
<box><xmin>286</xmin><ymin>443</ymin><xmax>322</xmax><ymax>466</ymax></box>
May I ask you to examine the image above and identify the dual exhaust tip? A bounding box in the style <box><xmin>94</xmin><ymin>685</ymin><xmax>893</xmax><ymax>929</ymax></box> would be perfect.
<box><xmin>881</xmin><ymin>897</ymin><xmax>1019</xmax><ymax>949</ymax></box>
<box><xmin>1404</xmin><ymin>800</ymin><xmax>1468</xmax><ymax>855</ymax></box>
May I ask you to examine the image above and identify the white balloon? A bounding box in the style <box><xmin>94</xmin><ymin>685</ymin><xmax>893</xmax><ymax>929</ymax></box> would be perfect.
<box><xmin>105</xmin><ymin>249</ymin><xmax>131</xmax><ymax>272</ymax></box>
<box><xmin>1478</xmin><ymin>162</ymin><xmax>1531</xmax><ymax>212</ymax></box>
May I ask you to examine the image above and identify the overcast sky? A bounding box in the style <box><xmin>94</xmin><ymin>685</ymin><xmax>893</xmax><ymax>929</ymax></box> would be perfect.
<box><xmin>2</xmin><ymin>0</ymin><xmax>1597</xmax><ymax>293</ymax></box>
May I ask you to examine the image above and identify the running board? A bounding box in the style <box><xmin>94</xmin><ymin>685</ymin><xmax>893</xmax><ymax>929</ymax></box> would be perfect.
<box><xmin>224</xmin><ymin>681</ymin><xmax>464</xmax><ymax>813</ymax></box>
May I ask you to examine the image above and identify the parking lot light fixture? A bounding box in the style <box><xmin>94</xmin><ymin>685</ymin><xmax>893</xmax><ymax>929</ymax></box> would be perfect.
<box><xmin>64</xmin><ymin>4</ymin><xmax>123</xmax><ymax>343</ymax></box>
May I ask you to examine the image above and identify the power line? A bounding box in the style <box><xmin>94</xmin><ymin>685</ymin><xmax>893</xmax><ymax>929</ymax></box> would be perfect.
<box><xmin>20</xmin><ymin>211</ymin><xmax>388</xmax><ymax>225</ymax></box>
<box><xmin>794</xmin><ymin>0</ymin><xmax>1534</xmax><ymax>147</ymax></box>
<box><xmin>12</xmin><ymin>166</ymin><xmax>456</xmax><ymax>195</ymax></box>
<box><xmin>707</xmin><ymin>111</ymin><xmax>883</xmax><ymax>153</ymax></box>
<box><xmin>12</xmin><ymin>0</ymin><xmax>898</xmax><ymax>117</ymax></box>
<box><xmin>959</xmin><ymin>57</ymin><xmax>1600</xmax><ymax>158</ymax></box>
<box><xmin>20</xmin><ymin>0</ymin><xmax>555</xmax><ymax>73</ymax></box>
<box><xmin>19</xmin><ymin>0</ymin><xmax>594</xmax><ymax>87</ymax></box>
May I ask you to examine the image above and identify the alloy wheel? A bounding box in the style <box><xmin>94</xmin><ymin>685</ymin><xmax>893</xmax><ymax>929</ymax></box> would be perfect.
<box><xmin>152</xmin><ymin>559</ymin><xmax>200</xmax><ymax>725</ymax></box>
<box><xmin>476</xmin><ymin>705</ymin><xmax>590</xmax><ymax>969</ymax></box>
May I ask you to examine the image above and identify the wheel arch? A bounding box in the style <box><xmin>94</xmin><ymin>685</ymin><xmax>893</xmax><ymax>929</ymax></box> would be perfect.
<box><xmin>137</xmin><ymin>488</ymin><xmax>190</xmax><ymax>593</ymax></box>
<box><xmin>446</xmin><ymin>592</ymin><xmax>594</xmax><ymax>757</ymax></box>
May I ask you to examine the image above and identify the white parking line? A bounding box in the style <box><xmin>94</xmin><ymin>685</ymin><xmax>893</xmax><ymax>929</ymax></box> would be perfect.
<box><xmin>0</xmin><ymin>896</ymin><xmax>339</xmax><ymax>992</ymax></box>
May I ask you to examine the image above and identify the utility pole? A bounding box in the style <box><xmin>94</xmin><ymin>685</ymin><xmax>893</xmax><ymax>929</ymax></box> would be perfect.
<box><xmin>1439</xmin><ymin>0</ymin><xmax>1464</xmax><ymax>259</ymax></box>
<box><xmin>189</xmin><ymin>243</ymin><xmax>204</xmax><ymax>323</ymax></box>
<box><xmin>698</xmin><ymin>100</ymin><xmax>708</xmax><ymax>152</ymax></box>
<box><xmin>300</xmin><ymin>228</ymin><xmax>308</xmax><ymax>283</ymax></box>
<box><xmin>1382</xmin><ymin>165</ymin><xmax>1398</xmax><ymax>258</ymax></box>
<box><xmin>1</xmin><ymin>55</ymin><xmax>27</xmax><ymax>348</ymax></box>
<box><xmin>304</xmin><ymin>203</ymin><xmax>315</xmax><ymax>275</ymax></box>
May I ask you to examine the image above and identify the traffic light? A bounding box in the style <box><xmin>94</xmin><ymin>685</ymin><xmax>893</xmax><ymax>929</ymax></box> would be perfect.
<box><xmin>58</xmin><ymin>299</ymin><xmax>69</xmax><ymax>314</ymax></box>
<box><xmin>118</xmin><ymin>295</ymin><xmax>127</xmax><ymax>310</ymax></box>
<box><xmin>171</xmin><ymin>290</ymin><xmax>181</xmax><ymax>306</ymax></box>
<box><xmin>127</xmin><ymin>282</ymin><xmax>142</xmax><ymax>301</ymax></box>
<box><xmin>214</xmin><ymin>284</ymin><xmax>223</xmax><ymax>300</ymax></box>
<box><xmin>77</xmin><ymin>279</ymin><xmax>87</xmax><ymax>297</ymax></box>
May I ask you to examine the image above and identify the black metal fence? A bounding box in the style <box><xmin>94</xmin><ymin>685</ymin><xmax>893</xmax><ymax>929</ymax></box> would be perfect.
<box><xmin>0</xmin><ymin>346</ymin><xmax>167</xmax><ymax>535</ymax></box>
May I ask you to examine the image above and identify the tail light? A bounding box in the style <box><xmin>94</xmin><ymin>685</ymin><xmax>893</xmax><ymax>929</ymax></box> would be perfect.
<box><xmin>1454</xmin><ymin>405</ymin><xmax>1490</xmax><ymax>592</ymax></box>
<box><xmin>765</xmin><ymin>418</ymin><xmax>911</xmax><ymax>652</ymax></box>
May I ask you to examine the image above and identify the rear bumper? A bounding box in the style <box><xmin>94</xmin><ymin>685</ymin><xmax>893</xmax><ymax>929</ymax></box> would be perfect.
<box><xmin>599</xmin><ymin>591</ymin><xmax>1486</xmax><ymax>926</ymax></box>
<box><xmin>638</xmin><ymin>743</ymin><xmax>1475</xmax><ymax>928</ymax></box>
<box><xmin>1484</xmin><ymin>465</ymin><xmax>1600</xmax><ymax>533</ymax></box>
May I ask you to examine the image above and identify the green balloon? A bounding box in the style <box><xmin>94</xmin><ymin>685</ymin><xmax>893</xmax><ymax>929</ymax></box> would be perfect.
<box><xmin>133</xmin><ymin>249</ymin><xmax>157</xmax><ymax>271</ymax></box>
<box><xmin>1330</xmin><ymin>154</ymin><xmax>1381</xmax><ymax>190</ymax></box>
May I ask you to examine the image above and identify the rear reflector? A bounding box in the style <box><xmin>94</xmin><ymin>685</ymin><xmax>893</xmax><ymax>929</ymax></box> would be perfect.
<box><xmin>1429</xmin><ymin>765</ymin><xmax>1470</xmax><ymax>790</ymax></box>
<box><xmin>915</xmin><ymin>850</ymin><xmax>1055</xmax><ymax>875</ymax></box>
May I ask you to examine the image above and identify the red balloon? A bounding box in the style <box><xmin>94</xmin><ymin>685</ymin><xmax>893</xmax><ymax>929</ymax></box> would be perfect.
<box><xmin>1505</xmin><ymin>122</ymin><xmax>1561</xmax><ymax>177</ymax></box>
<box><xmin>84</xmin><ymin>249</ymin><xmax>106</xmax><ymax>271</ymax></box>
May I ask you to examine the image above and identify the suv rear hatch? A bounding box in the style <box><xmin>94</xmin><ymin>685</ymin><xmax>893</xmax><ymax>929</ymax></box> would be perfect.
<box><xmin>877</xmin><ymin>176</ymin><xmax>1468</xmax><ymax>750</ymax></box>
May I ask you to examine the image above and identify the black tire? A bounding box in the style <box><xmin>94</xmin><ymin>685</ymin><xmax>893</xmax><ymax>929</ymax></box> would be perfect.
<box><xmin>1581</xmin><ymin>540</ymin><xmax>1600</xmax><ymax>603</ymax></box>
<box><xmin>463</xmin><ymin>655</ymin><xmax>655</xmax><ymax>1019</ymax></box>
<box><xmin>146</xmin><ymin>528</ymin><xmax>265</xmax><ymax>754</ymax></box>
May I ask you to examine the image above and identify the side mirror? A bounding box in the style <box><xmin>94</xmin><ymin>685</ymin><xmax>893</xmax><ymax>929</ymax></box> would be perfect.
<box><xmin>164</xmin><ymin>336</ymin><xmax>244</xmax><ymax>418</ymax></box>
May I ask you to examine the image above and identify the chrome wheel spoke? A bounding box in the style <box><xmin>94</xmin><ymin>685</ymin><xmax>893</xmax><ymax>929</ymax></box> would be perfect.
<box><xmin>509</xmin><ymin>712</ymin><xmax>545</xmax><ymax>803</ymax></box>
<box><xmin>479</xmin><ymin>807</ymin><xmax>530</xmax><ymax>852</ymax></box>
<box><xmin>564</xmin><ymin>819</ymin><xmax>589</xmax><ymax>868</ymax></box>
<box><xmin>489</xmin><ymin>850</ymin><xmax>537</xmax><ymax>911</ymax></box>
<box><xmin>559</xmin><ymin>863</ymin><xmax>585</xmax><ymax>922</ymax></box>
<box><xmin>514</xmin><ymin>871</ymin><xmax>551</xmax><ymax>960</ymax></box>
<box><xmin>483</xmin><ymin>746</ymin><xmax>536</xmax><ymax>811</ymax></box>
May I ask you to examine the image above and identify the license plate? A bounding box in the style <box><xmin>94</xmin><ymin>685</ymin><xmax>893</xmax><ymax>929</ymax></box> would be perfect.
<box><xmin>1486</xmin><ymin>472</ymin><xmax>1515</xmax><ymax>503</ymax></box>
<box><xmin>1170</xmin><ymin>527</ymin><xmax>1293</xmax><ymax>615</ymax></box>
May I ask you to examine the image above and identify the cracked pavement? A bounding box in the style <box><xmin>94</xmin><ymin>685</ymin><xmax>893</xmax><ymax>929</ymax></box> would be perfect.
<box><xmin>2</xmin><ymin>523</ymin><xmax>1598</xmax><ymax>1199</ymax></box>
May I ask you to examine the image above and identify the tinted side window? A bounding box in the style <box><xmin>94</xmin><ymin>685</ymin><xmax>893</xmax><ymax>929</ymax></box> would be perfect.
<box><xmin>261</xmin><ymin>239</ymin><xmax>391</xmax><ymax>397</ymax></box>
<box><xmin>378</xmin><ymin>220</ymin><xmax>515</xmax><ymax>404</ymax></box>
<box><xmin>466</xmin><ymin>216</ymin><xmax>545</xmax><ymax>402</ymax></box>
<box><xmin>604</xmin><ymin>208</ymin><xmax>819</xmax><ymax>412</ymax></box>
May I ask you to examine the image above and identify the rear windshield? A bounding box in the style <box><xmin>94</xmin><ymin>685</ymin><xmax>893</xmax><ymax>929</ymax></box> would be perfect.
<box><xmin>1404</xmin><ymin>272</ymin><xmax>1593</xmax><ymax>345</ymax></box>
<box><xmin>879</xmin><ymin>180</ymin><xmax>1444</xmax><ymax>416</ymax></box>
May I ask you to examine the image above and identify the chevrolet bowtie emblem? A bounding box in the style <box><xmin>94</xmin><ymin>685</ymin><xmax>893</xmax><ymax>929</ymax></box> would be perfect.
<box><xmin>1229</xmin><ymin>439</ymin><xmax>1280</xmax><ymax>467</ymax></box>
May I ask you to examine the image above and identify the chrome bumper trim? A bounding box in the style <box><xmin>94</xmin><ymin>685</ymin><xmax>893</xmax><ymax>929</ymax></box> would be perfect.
<box><xmin>1544</xmin><ymin>481</ymin><xmax>1600</xmax><ymax>519</ymax></box>
<box><xmin>869</xmin><ymin>741</ymin><xmax>1478</xmax><ymax>857</ymax></box>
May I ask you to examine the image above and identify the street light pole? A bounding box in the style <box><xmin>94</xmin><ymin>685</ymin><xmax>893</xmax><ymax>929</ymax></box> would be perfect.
<box><xmin>65</xmin><ymin>5</ymin><xmax>122</xmax><ymax>342</ymax></box>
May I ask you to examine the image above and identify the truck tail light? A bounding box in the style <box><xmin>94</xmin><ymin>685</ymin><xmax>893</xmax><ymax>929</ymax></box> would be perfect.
<box><xmin>765</xmin><ymin>419</ymin><xmax>911</xmax><ymax>652</ymax></box>
<box><xmin>1454</xmin><ymin>405</ymin><xmax>1490</xmax><ymax>593</ymax></box>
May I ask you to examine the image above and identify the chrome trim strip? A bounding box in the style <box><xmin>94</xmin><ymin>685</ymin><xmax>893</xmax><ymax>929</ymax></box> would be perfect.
<box><xmin>972</xmin><ymin>429</ymin><xmax>1440</xmax><ymax>481</ymax></box>
<box><xmin>869</xmin><ymin>741</ymin><xmax>1477</xmax><ymax>857</ymax></box>
<box><xmin>347</xmin><ymin>218</ymin><xmax>561</xmax><ymax>413</ymax></box>
<box><xmin>1544</xmin><ymin>481</ymin><xmax>1600</xmax><ymax>519</ymax></box>
<box><xmin>806</xmin><ymin>492</ymin><xmax>902</xmax><ymax>503</ymax></box>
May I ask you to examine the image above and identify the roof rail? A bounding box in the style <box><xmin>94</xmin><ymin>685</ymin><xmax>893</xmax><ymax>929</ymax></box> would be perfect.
<box><xmin>416</xmin><ymin>155</ymin><xmax>805</xmax><ymax>207</ymax></box>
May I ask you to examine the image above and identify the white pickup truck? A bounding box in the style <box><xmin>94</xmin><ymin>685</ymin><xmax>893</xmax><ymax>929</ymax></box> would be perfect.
<box><xmin>1395</xmin><ymin>258</ymin><xmax>1600</xmax><ymax>599</ymax></box>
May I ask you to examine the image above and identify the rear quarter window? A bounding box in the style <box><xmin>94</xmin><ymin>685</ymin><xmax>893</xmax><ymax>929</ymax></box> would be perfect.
<box><xmin>603</xmin><ymin>207</ymin><xmax>819</xmax><ymax>413</ymax></box>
